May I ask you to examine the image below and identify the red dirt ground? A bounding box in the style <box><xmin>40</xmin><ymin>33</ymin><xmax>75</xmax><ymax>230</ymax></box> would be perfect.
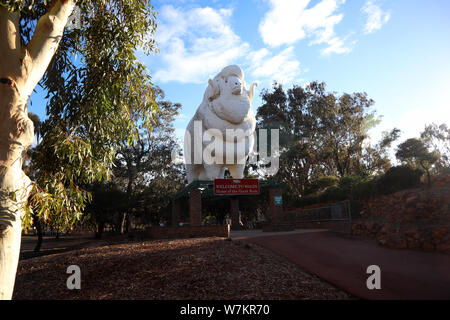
<box><xmin>13</xmin><ymin>237</ymin><xmax>353</xmax><ymax>300</ymax></box>
<box><xmin>244</xmin><ymin>231</ymin><xmax>450</xmax><ymax>300</ymax></box>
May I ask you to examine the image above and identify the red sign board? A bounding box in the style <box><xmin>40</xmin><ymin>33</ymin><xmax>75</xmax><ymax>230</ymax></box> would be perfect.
<box><xmin>214</xmin><ymin>179</ymin><xmax>260</xmax><ymax>195</ymax></box>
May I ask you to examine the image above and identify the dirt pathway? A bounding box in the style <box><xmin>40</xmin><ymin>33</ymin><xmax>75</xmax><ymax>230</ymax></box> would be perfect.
<box><xmin>237</xmin><ymin>230</ymin><xmax>450</xmax><ymax>299</ymax></box>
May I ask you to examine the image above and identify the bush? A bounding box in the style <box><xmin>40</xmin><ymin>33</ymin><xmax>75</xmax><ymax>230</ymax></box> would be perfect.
<box><xmin>376</xmin><ymin>165</ymin><xmax>423</xmax><ymax>194</ymax></box>
<box><xmin>294</xmin><ymin>175</ymin><xmax>369</xmax><ymax>207</ymax></box>
<box><xmin>291</xmin><ymin>166</ymin><xmax>425</xmax><ymax>209</ymax></box>
<box><xmin>305</xmin><ymin>176</ymin><xmax>339</xmax><ymax>195</ymax></box>
<box><xmin>349</xmin><ymin>199</ymin><xmax>363</xmax><ymax>220</ymax></box>
<box><xmin>338</xmin><ymin>176</ymin><xmax>359</xmax><ymax>195</ymax></box>
<box><xmin>351</xmin><ymin>178</ymin><xmax>378</xmax><ymax>199</ymax></box>
<box><xmin>319</xmin><ymin>185</ymin><xmax>346</xmax><ymax>202</ymax></box>
<box><xmin>335</xmin><ymin>174</ymin><xmax>376</xmax><ymax>200</ymax></box>
<box><xmin>203</xmin><ymin>215</ymin><xmax>217</xmax><ymax>225</ymax></box>
<box><xmin>440</xmin><ymin>166</ymin><xmax>450</xmax><ymax>174</ymax></box>
<box><xmin>293</xmin><ymin>193</ymin><xmax>321</xmax><ymax>207</ymax></box>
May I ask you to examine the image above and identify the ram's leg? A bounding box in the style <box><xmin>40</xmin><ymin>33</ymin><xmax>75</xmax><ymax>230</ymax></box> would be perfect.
<box><xmin>227</xmin><ymin>164</ymin><xmax>245</xmax><ymax>179</ymax></box>
<box><xmin>218</xmin><ymin>167</ymin><xmax>226</xmax><ymax>179</ymax></box>
<box><xmin>200</xmin><ymin>164</ymin><xmax>222</xmax><ymax>181</ymax></box>
<box><xmin>185</xmin><ymin>164</ymin><xmax>195</xmax><ymax>184</ymax></box>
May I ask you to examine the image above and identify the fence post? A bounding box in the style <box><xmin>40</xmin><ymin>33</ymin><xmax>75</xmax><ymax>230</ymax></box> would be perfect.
<box><xmin>347</xmin><ymin>200</ymin><xmax>352</xmax><ymax>224</ymax></box>
<box><xmin>230</xmin><ymin>197</ymin><xmax>242</xmax><ymax>230</ymax></box>
<box><xmin>269</xmin><ymin>188</ymin><xmax>283</xmax><ymax>225</ymax></box>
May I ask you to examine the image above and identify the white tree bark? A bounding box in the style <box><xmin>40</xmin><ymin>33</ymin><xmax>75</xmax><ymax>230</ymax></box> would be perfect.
<box><xmin>0</xmin><ymin>0</ymin><xmax>75</xmax><ymax>300</ymax></box>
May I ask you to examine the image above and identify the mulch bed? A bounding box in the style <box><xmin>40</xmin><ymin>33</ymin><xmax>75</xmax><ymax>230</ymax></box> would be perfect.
<box><xmin>13</xmin><ymin>237</ymin><xmax>352</xmax><ymax>300</ymax></box>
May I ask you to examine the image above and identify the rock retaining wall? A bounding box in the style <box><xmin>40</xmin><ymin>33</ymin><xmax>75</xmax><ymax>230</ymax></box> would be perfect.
<box><xmin>352</xmin><ymin>174</ymin><xmax>450</xmax><ymax>252</ymax></box>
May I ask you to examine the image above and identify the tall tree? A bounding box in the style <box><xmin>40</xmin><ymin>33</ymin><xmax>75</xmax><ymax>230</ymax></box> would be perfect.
<box><xmin>396</xmin><ymin>138</ymin><xmax>439</xmax><ymax>186</ymax></box>
<box><xmin>24</xmin><ymin>112</ymin><xmax>43</xmax><ymax>251</ymax></box>
<box><xmin>255</xmin><ymin>82</ymin><xmax>381</xmax><ymax>198</ymax></box>
<box><xmin>362</xmin><ymin>128</ymin><xmax>401</xmax><ymax>174</ymax></box>
<box><xmin>85</xmin><ymin>181</ymin><xmax>128</xmax><ymax>238</ymax></box>
<box><xmin>0</xmin><ymin>0</ymin><xmax>157</xmax><ymax>299</ymax></box>
<box><xmin>112</xmin><ymin>87</ymin><xmax>183</xmax><ymax>233</ymax></box>
<box><xmin>420</xmin><ymin>123</ymin><xmax>450</xmax><ymax>172</ymax></box>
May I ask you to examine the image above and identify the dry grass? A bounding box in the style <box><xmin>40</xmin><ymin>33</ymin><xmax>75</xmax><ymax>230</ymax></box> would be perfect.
<box><xmin>14</xmin><ymin>237</ymin><xmax>352</xmax><ymax>300</ymax></box>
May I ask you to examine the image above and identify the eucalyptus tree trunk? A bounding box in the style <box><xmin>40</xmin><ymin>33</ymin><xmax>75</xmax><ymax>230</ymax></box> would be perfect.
<box><xmin>0</xmin><ymin>1</ymin><xmax>75</xmax><ymax>300</ymax></box>
<box><xmin>33</xmin><ymin>216</ymin><xmax>43</xmax><ymax>252</ymax></box>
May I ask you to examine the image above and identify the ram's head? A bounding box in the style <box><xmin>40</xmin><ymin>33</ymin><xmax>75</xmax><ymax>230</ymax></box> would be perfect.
<box><xmin>203</xmin><ymin>65</ymin><xmax>257</xmax><ymax>125</ymax></box>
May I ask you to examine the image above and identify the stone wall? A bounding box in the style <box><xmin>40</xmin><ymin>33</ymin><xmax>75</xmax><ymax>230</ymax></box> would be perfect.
<box><xmin>352</xmin><ymin>174</ymin><xmax>450</xmax><ymax>252</ymax></box>
<box><xmin>352</xmin><ymin>221</ymin><xmax>450</xmax><ymax>252</ymax></box>
<box><xmin>145</xmin><ymin>225</ymin><xmax>230</xmax><ymax>240</ymax></box>
<box><xmin>359</xmin><ymin>189</ymin><xmax>449</xmax><ymax>224</ymax></box>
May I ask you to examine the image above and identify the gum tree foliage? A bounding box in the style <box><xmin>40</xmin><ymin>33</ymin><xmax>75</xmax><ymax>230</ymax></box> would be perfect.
<box><xmin>84</xmin><ymin>181</ymin><xmax>127</xmax><ymax>238</ymax></box>
<box><xmin>85</xmin><ymin>88</ymin><xmax>184</xmax><ymax>235</ymax></box>
<box><xmin>420</xmin><ymin>123</ymin><xmax>450</xmax><ymax>172</ymax></box>
<box><xmin>107</xmin><ymin>87</ymin><xmax>184</xmax><ymax>231</ymax></box>
<box><xmin>254</xmin><ymin>82</ymin><xmax>388</xmax><ymax>199</ymax></box>
<box><xmin>361</xmin><ymin>128</ymin><xmax>401</xmax><ymax>174</ymax></box>
<box><xmin>22</xmin><ymin>0</ymin><xmax>157</xmax><ymax>228</ymax></box>
<box><xmin>0</xmin><ymin>0</ymin><xmax>158</xmax><ymax>299</ymax></box>
<box><xmin>395</xmin><ymin>138</ymin><xmax>439</xmax><ymax>186</ymax></box>
<box><xmin>23</xmin><ymin>112</ymin><xmax>45</xmax><ymax>251</ymax></box>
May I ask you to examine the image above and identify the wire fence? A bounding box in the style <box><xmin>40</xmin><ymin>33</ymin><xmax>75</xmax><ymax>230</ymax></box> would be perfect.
<box><xmin>296</xmin><ymin>200</ymin><xmax>351</xmax><ymax>222</ymax></box>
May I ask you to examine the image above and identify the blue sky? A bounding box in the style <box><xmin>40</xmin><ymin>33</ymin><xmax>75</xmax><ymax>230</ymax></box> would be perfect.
<box><xmin>31</xmin><ymin>0</ymin><xmax>450</xmax><ymax>157</ymax></box>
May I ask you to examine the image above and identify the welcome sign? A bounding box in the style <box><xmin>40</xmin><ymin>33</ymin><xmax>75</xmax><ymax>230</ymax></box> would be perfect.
<box><xmin>214</xmin><ymin>179</ymin><xmax>260</xmax><ymax>195</ymax></box>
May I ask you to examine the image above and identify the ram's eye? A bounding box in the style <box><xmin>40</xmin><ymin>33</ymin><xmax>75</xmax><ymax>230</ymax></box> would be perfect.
<box><xmin>225</xmin><ymin>80</ymin><xmax>228</xmax><ymax>83</ymax></box>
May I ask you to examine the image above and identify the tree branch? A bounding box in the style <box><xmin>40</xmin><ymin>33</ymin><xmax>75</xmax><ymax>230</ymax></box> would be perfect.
<box><xmin>0</xmin><ymin>7</ymin><xmax>21</xmax><ymax>79</ymax></box>
<box><xmin>22</xmin><ymin>0</ymin><xmax>76</xmax><ymax>98</ymax></box>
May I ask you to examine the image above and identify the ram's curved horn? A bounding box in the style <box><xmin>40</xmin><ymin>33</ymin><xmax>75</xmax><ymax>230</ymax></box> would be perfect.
<box><xmin>248</xmin><ymin>82</ymin><xmax>257</xmax><ymax>102</ymax></box>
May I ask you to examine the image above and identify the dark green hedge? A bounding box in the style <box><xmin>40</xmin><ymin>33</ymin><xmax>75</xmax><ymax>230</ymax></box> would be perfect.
<box><xmin>292</xmin><ymin>165</ymin><xmax>424</xmax><ymax>208</ymax></box>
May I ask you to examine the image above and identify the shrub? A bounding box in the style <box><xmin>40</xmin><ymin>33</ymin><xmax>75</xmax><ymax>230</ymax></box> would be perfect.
<box><xmin>376</xmin><ymin>165</ymin><xmax>423</xmax><ymax>194</ymax></box>
<box><xmin>338</xmin><ymin>176</ymin><xmax>359</xmax><ymax>195</ymax></box>
<box><xmin>336</xmin><ymin>174</ymin><xmax>375</xmax><ymax>199</ymax></box>
<box><xmin>349</xmin><ymin>199</ymin><xmax>363</xmax><ymax>220</ymax></box>
<box><xmin>293</xmin><ymin>193</ymin><xmax>321</xmax><ymax>207</ymax></box>
<box><xmin>203</xmin><ymin>215</ymin><xmax>217</xmax><ymax>225</ymax></box>
<box><xmin>293</xmin><ymin>167</ymin><xmax>424</xmax><ymax>208</ymax></box>
<box><xmin>319</xmin><ymin>185</ymin><xmax>346</xmax><ymax>202</ymax></box>
<box><xmin>352</xmin><ymin>178</ymin><xmax>378</xmax><ymax>199</ymax></box>
<box><xmin>305</xmin><ymin>176</ymin><xmax>339</xmax><ymax>195</ymax></box>
<box><xmin>440</xmin><ymin>166</ymin><xmax>450</xmax><ymax>174</ymax></box>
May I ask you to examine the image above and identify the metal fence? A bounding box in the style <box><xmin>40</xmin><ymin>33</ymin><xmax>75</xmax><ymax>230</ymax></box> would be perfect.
<box><xmin>296</xmin><ymin>200</ymin><xmax>351</xmax><ymax>223</ymax></box>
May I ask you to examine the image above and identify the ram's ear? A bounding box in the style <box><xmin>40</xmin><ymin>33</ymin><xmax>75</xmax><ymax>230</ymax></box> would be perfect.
<box><xmin>205</xmin><ymin>79</ymin><xmax>220</xmax><ymax>101</ymax></box>
<box><xmin>248</xmin><ymin>82</ymin><xmax>257</xmax><ymax>102</ymax></box>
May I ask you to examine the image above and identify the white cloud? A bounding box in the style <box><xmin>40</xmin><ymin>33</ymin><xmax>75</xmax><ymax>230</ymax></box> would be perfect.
<box><xmin>248</xmin><ymin>47</ymin><xmax>302</xmax><ymax>85</ymax></box>
<box><xmin>362</xmin><ymin>0</ymin><xmax>391</xmax><ymax>34</ymax></box>
<box><xmin>259</xmin><ymin>0</ymin><xmax>351</xmax><ymax>54</ymax></box>
<box><xmin>151</xmin><ymin>4</ymin><xmax>305</xmax><ymax>87</ymax></box>
<box><xmin>153</xmin><ymin>5</ymin><xmax>250</xmax><ymax>83</ymax></box>
<box><xmin>320</xmin><ymin>35</ymin><xmax>356</xmax><ymax>55</ymax></box>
